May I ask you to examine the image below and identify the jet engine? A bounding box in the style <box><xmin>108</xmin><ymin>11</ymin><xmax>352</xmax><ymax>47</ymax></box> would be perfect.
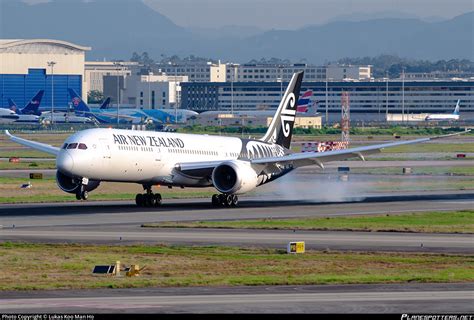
<box><xmin>56</xmin><ymin>171</ymin><xmax>100</xmax><ymax>194</ymax></box>
<box><xmin>211</xmin><ymin>160</ymin><xmax>258</xmax><ymax>194</ymax></box>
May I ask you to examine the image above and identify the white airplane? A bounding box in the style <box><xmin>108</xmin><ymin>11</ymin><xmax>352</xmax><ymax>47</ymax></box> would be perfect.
<box><xmin>6</xmin><ymin>72</ymin><xmax>469</xmax><ymax>207</ymax></box>
<box><xmin>0</xmin><ymin>108</ymin><xmax>20</xmax><ymax>123</ymax></box>
<box><xmin>40</xmin><ymin>112</ymin><xmax>96</xmax><ymax>125</ymax></box>
<box><xmin>0</xmin><ymin>108</ymin><xmax>40</xmax><ymax>124</ymax></box>
<box><xmin>425</xmin><ymin>100</ymin><xmax>461</xmax><ymax>121</ymax></box>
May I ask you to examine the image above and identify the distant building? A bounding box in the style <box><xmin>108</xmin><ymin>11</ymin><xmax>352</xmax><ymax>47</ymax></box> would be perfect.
<box><xmin>105</xmin><ymin>73</ymin><xmax>189</xmax><ymax>109</ymax></box>
<box><xmin>182</xmin><ymin>79</ymin><xmax>474</xmax><ymax>122</ymax></box>
<box><xmin>154</xmin><ymin>61</ymin><xmax>226</xmax><ymax>83</ymax></box>
<box><xmin>0</xmin><ymin>39</ymin><xmax>90</xmax><ymax>109</ymax></box>
<box><xmin>154</xmin><ymin>61</ymin><xmax>372</xmax><ymax>84</ymax></box>
<box><xmin>231</xmin><ymin>63</ymin><xmax>371</xmax><ymax>82</ymax></box>
<box><xmin>84</xmin><ymin>61</ymin><xmax>137</xmax><ymax>97</ymax></box>
<box><xmin>326</xmin><ymin>65</ymin><xmax>371</xmax><ymax>81</ymax></box>
<box><xmin>404</xmin><ymin>71</ymin><xmax>474</xmax><ymax>80</ymax></box>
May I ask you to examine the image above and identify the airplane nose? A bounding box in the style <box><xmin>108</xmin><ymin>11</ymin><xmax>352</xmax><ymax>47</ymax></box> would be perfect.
<box><xmin>57</xmin><ymin>152</ymin><xmax>74</xmax><ymax>174</ymax></box>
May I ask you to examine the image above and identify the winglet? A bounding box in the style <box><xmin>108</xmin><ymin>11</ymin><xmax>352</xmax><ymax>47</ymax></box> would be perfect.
<box><xmin>5</xmin><ymin>130</ymin><xmax>11</xmax><ymax>137</ymax></box>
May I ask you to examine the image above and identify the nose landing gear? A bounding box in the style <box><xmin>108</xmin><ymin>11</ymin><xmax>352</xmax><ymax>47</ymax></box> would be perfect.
<box><xmin>135</xmin><ymin>185</ymin><xmax>162</xmax><ymax>207</ymax></box>
<box><xmin>75</xmin><ymin>179</ymin><xmax>89</xmax><ymax>200</ymax></box>
<box><xmin>75</xmin><ymin>189</ymin><xmax>88</xmax><ymax>200</ymax></box>
<box><xmin>211</xmin><ymin>194</ymin><xmax>238</xmax><ymax>207</ymax></box>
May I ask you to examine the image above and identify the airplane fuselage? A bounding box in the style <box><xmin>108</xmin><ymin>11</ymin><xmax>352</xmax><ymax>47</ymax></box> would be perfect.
<box><xmin>425</xmin><ymin>114</ymin><xmax>460</xmax><ymax>121</ymax></box>
<box><xmin>57</xmin><ymin>128</ymin><xmax>289</xmax><ymax>190</ymax></box>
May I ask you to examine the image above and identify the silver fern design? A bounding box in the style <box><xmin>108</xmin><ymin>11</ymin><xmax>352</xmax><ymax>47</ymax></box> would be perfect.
<box><xmin>280</xmin><ymin>92</ymin><xmax>296</xmax><ymax>138</ymax></box>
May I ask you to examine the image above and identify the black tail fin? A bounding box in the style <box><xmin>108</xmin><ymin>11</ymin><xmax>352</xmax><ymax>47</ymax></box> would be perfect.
<box><xmin>260</xmin><ymin>71</ymin><xmax>304</xmax><ymax>149</ymax></box>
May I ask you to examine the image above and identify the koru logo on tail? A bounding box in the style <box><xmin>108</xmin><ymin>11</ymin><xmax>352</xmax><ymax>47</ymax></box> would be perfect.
<box><xmin>280</xmin><ymin>93</ymin><xmax>296</xmax><ymax>137</ymax></box>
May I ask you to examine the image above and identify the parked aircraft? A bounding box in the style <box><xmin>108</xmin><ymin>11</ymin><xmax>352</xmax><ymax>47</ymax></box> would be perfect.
<box><xmin>6</xmin><ymin>72</ymin><xmax>469</xmax><ymax>207</ymax></box>
<box><xmin>425</xmin><ymin>100</ymin><xmax>461</xmax><ymax>121</ymax></box>
<box><xmin>40</xmin><ymin>111</ymin><xmax>97</xmax><ymax>125</ymax></box>
<box><xmin>0</xmin><ymin>108</ymin><xmax>39</xmax><ymax>124</ymax></box>
<box><xmin>0</xmin><ymin>108</ymin><xmax>21</xmax><ymax>123</ymax></box>
<box><xmin>69</xmin><ymin>89</ymin><xmax>176</xmax><ymax>124</ymax></box>
<box><xmin>0</xmin><ymin>91</ymin><xmax>43</xmax><ymax>123</ymax></box>
<box><xmin>8</xmin><ymin>90</ymin><xmax>44</xmax><ymax>116</ymax></box>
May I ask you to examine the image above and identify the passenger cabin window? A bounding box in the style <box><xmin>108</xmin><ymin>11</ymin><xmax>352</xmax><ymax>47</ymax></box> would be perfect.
<box><xmin>78</xmin><ymin>143</ymin><xmax>88</xmax><ymax>150</ymax></box>
<box><xmin>67</xmin><ymin>143</ymin><xmax>78</xmax><ymax>149</ymax></box>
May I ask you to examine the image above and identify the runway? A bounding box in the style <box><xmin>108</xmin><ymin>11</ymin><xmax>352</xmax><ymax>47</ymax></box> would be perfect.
<box><xmin>1</xmin><ymin>283</ymin><xmax>472</xmax><ymax>313</ymax></box>
<box><xmin>1</xmin><ymin>193</ymin><xmax>473</xmax><ymax>227</ymax></box>
<box><xmin>1</xmin><ymin>194</ymin><xmax>473</xmax><ymax>253</ymax></box>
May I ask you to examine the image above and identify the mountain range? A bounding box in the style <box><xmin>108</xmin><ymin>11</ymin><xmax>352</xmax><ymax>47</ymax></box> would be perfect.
<box><xmin>1</xmin><ymin>0</ymin><xmax>472</xmax><ymax>63</ymax></box>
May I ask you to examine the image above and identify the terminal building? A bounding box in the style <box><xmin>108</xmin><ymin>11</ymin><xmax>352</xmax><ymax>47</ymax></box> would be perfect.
<box><xmin>182</xmin><ymin>79</ymin><xmax>474</xmax><ymax>123</ymax></box>
<box><xmin>155</xmin><ymin>61</ymin><xmax>371</xmax><ymax>83</ymax></box>
<box><xmin>85</xmin><ymin>61</ymin><xmax>136</xmax><ymax>96</ymax></box>
<box><xmin>0</xmin><ymin>39</ymin><xmax>90</xmax><ymax>110</ymax></box>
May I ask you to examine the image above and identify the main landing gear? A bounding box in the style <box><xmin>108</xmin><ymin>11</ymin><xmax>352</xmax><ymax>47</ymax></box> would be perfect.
<box><xmin>135</xmin><ymin>185</ymin><xmax>162</xmax><ymax>207</ymax></box>
<box><xmin>211</xmin><ymin>194</ymin><xmax>238</xmax><ymax>207</ymax></box>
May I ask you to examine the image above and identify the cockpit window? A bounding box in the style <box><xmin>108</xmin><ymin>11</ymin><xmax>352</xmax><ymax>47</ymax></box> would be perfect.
<box><xmin>62</xmin><ymin>143</ymin><xmax>68</xmax><ymax>149</ymax></box>
<box><xmin>67</xmin><ymin>143</ymin><xmax>78</xmax><ymax>149</ymax></box>
<box><xmin>78</xmin><ymin>143</ymin><xmax>88</xmax><ymax>150</ymax></box>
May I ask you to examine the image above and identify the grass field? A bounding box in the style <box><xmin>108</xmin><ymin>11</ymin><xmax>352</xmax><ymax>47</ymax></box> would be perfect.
<box><xmin>0</xmin><ymin>242</ymin><xmax>472</xmax><ymax>290</ymax></box>
<box><xmin>0</xmin><ymin>177</ymin><xmax>215</xmax><ymax>203</ymax></box>
<box><xmin>0</xmin><ymin>161</ymin><xmax>56</xmax><ymax>170</ymax></box>
<box><xmin>143</xmin><ymin>210</ymin><xmax>474</xmax><ymax>234</ymax></box>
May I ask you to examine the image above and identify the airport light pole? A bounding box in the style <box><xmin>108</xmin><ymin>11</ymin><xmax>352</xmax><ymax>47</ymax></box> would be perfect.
<box><xmin>231</xmin><ymin>65</ymin><xmax>234</xmax><ymax>115</ymax></box>
<box><xmin>279</xmin><ymin>66</ymin><xmax>283</xmax><ymax>98</ymax></box>
<box><xmin>277</xmin><ymin>77</ymin><xmax>282</xmax><ymax>101</ymax></box>
<box><xmin>402</xmin><ymin>67</ymin><xmax>405</xmax><ymax>123</ymax></box>
<box><xmin>47</xmin><ymin>61</ymin><xmax>56</xmax><ymax>126</ymax></box>
<box><xmin>113</xmin><ymin>62</ymin><xmax>122</xmax><ymax>127</ymax></box>
<box><xmin>168</xmin><ymin>61</ymin><xmax>179</xmax><ymax>124</ymax></box>
<box><xmin>325</xmin><ymin>71</ymin><xmax>329</xmax><ymax>126</ymax></box>
<box><xmin>148</xmin><ymin>71</ymin><xmax>152</xmax><ymax>110</ymax></box>
<box><xmin>385</xmin><ymin>73</ymin><xmax>389</xmax><ymax>121</ymax></box>
<box><xmin>174</xmin><ymin>64</ymin><xmax>178</xmax><ymax>124</ymax></box>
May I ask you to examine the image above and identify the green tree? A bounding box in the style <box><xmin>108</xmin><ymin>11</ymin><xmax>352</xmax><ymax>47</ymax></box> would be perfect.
<box><xmin>88</xmin><ymin>90</ymin><xmax>105</xmax><ymax>104</ymax></box>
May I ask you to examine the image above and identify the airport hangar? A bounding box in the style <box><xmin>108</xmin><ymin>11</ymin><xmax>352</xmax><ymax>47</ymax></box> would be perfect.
<box><xmin>0</xmin><ymin>39</ymin><xmax>90</xmax><ymax>110</ymax></box>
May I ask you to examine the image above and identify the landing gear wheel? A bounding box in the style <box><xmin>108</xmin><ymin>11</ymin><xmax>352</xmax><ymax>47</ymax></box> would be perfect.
<box><xmin>231</xmin><ymin>195</ymin><xmax>238</xmax><ymax>207</ymax></box>
<box><xmin>81</xmin><ymin>190</ymin><xmax>88</xmax><ymax>200</ymax></box>
<box><xmin>154</xmin><ymin>194</ymin><xmax>162</xmax><ymax>207</ymax></box>
<box><xmin>218</xmin><ymin>194</ymin><xmax>226</xmax><ymax>207</ymax></box>
<box><xmin>145</xmin><ymin>194</ymin><xmax>153</xmax><ymax>207</ymax></box>
<box><xmin>224</xmin><ymin>194</ymin><xmax>233</xmax><ymax>207</ymax></box>
<box><xmin>135</xmin><ymin>193</ymin><xmax>144</xmax><ymax>206</ymax></box>
<box><xmin>76</xmin><ymin>192</ymin><xmax>82</xmax><ymax>200</ymax></box>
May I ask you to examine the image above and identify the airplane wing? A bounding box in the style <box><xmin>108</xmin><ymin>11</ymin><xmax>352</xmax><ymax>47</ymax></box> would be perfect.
<box><xmin>251</xmin><ymin>131</ymin><xmax>470</xmax><ymax>169</ymax></box>
<box><xmin>176</xmin><ymin>130</ymin><xmax>469</xmax><ymax>177</ymax></box>
<box><xmin>5</xmin><ymin>130</ymin><xmax>60</xmax><ymax>156</ymax></box>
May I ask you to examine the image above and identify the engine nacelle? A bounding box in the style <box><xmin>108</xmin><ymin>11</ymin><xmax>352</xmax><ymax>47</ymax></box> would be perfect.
<box><xmin>56</xmin><ymin>171</ymin><xmax>100</xmax><ymax>194</ymax></box>
<box><xmin>211</xmin><ymin>160</ymin><xmax>258</xmax><ymax>194</ymax></box>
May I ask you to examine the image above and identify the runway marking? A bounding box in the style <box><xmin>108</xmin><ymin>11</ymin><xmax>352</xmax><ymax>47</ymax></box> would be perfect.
<box><xmin>1</xmin><ymin>291</ymin><xmax>472</xmax><ymax>310</ymax></box>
